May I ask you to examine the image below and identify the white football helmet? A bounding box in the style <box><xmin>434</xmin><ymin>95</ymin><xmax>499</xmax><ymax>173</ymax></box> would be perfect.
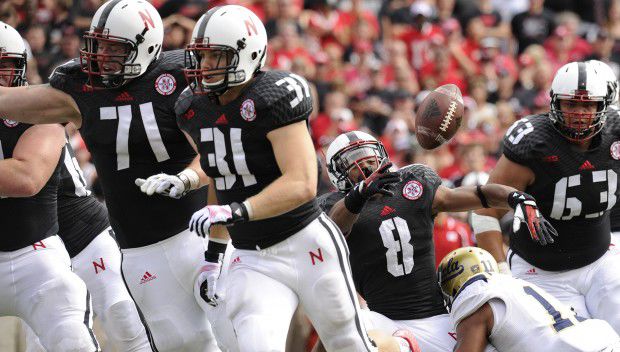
<box><xmin>80</xmin><ymin>0</ymin><xmax>163</xmax><ymax>89</ymax></box>
<box><xmin>0</xmin><ymin>21</ymin><xmax>26</xmax><ymax>87</ymax></box>
<box><xmin>588</xmin><ymin>59</ymin><xmax>618</xmax><ymax>106</ymax></box>
<box><xmin>325</xmin><ymin>131</ymin><xmax>389</xmax><ymax>192</ymax></box>
<box><xmin>550</xmin><ymin>61</ymin><xmax>609</xmax><ymax>141</ymax></box>
<box><xmin>184</xmin><ymin>5</ymin><xmax>267</xmax><ymax>96</ymax></box>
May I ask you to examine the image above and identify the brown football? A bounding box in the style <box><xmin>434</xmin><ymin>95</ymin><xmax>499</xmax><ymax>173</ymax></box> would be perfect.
<box><xmin>415</xmin><ymin>84</ymin><xmax>464</xmax><ymax>149</ymax></box>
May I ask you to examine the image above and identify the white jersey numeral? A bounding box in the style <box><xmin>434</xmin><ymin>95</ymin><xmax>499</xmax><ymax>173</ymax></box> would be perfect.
<box><xmin>99</xmin><ymin>102</ymin><xmax>170</xmax><ymax>170</ymax></box>
<box><xmin>200</xmin><ymin>127</ymin><xmax>256</xmax><ymax>191</ymax></box>
<box><xmin>379</xmin><ymin>216</ymin><xmax>414</xmax><ymax>277</ymax></box>
<box><xmin>506</xmin><ymin>118</ymin><xmax>534</xmax><ymax>145</ymax></box>
<box><xmin>63</xmin><ymin>142</ymin><xmax>90</xmax><ymax>197</ymax></box>
<box><xmin>550</xmin><ymin>170</ymin><xmax>617</xmax><ymax>220</ymax></box>
<box><xmin>275</xmin><ymin>73</ymin><xmax>311</xmax><ymax>108</ymax></box>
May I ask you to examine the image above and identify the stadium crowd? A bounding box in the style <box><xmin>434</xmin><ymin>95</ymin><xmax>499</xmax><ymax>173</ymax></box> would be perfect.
<box><xmin>1</xmin><ymin>0</ymin><xmax>619</xmax><ymax>349</ymax></box>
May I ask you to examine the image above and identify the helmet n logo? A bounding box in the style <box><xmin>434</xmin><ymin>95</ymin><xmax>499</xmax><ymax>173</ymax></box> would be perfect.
<box><xmin>139</xmin><ymin>9</ymin><xmax>155</xmax><ymax>29</ymax></box>
<box><xmin>245</xmin><ymin>17</ymin><xmax>257</xmax><ymax>36</ymax></box>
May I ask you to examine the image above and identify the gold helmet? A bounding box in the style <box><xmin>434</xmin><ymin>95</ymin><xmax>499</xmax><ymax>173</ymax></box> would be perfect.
<box><xmin>437</xmin><ymin>247</ymin><xmax>499</xmax><ymax>310</ymax></box>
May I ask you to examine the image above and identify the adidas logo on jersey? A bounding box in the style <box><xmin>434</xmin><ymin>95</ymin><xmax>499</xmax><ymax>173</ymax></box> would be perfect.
<box><xmin>578</xmin><ymin>160</ymin><xmax>595</xmax><ymax>171</ymax></box>
<box><xmin>216</xmin><ymin>113</ymin><xmax>228</xmax><ymax>125</ymax></box>
<box><xmin>139</xmin><ymin>271</ymin><xmax>157</xmax><ymax>284</ymax></box>
<box><xmin>115</xmin><ymin>92</ymin><xmax>134</xmax><ymax>102</ymax></box>
<box><xmin>381</xmin><ymin>205</ymin><xmax>396</xmax><ymax>216</ymax></box>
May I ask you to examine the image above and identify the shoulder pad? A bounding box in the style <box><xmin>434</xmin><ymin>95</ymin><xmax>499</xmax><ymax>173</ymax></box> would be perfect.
<box><xmin>317</xmin><ymin>192</ymin><xmax>344</xmax><ymax>214</ymax></box>
<box><xmin>48</xmin><ymin>59</ymin><xmax>82</xmax><ymax>91</ymax></box>
<box><xmin>399</xmin><ymin>163</ymin><xmax>442</xmax><ymax>187</ymax></box>
<box><xmin>253</xmin><ymin>70</ymin><xmax>313</xmax><ymax>130</ymax></box>
<box><xmin>451</xmin><ymin>274</ymin><xmax>497</xmax><ymax>325</ymax></box>
<box><xmin>604</xmin><ymin>106</ymin><xmax>620</xmax><ymax>133</ymax></box>
<box><xmin>154</xmin><ymin>50</ymin><xmax>185</xmax><ymax>72</ymax></box>
<box><xmin>502</xmin><ymin>114</ymin><xmax>553</xmax><ymax>165</ymax></box>
<box><xmin>174</xmin><ymin>87</ymin><xmax>194</xmax><ymax>118</ymax></box>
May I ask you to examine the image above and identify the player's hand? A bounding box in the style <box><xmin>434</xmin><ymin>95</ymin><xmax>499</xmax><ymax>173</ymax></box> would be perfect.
<box><xmin>193</xmin><ymin>261</ymin><xmax>222</xmax><ymax>309</ymax></box>
<box><xmin>508</xmin><ymin>192</ymin><xmax>558</xmax><ymax>246</ymax></box>
<box><xmin>135</xmin><ymin>173</ymin><xmax>186</xmax><ymax>199</ymax></box>
<box><xmin>190</xmin><ymin>203</ymin><xmax>246</xmax><ymax>237</ymax></box>
<box><xmin>355</xmin><ymin>159</ymin><xmax>401</xmax><ymax>198</ymax></box>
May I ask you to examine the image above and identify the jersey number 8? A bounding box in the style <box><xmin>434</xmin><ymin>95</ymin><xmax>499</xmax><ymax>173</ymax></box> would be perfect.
<box><xmin>379</xmin><ymin>217</ymin><xmax>414</xmax><ymax>277</ymax></box>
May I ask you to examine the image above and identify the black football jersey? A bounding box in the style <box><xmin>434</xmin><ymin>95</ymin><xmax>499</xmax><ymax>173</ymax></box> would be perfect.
<box><xmin>0</xmin><ymin>121</ymin><xmax>62</xmax><ymax>251</ymax></box>
<box><xmin>57</xmin><ymin>139</ymin><xmax>111</xmax><ymax>258</ymax></box>
<box><xmin>49</xmin><ymin>51</ymin><xmax>207</xmax><ymax>248</ymax></box>
<box><xmin>503</xmin><ymin>113</ymin><xmax>620</xmax><ymax>270</ymax></box>
<box><xmin>318</xmin><ymin>164</ymin><xmax>447</xmax><ymax>320</ymax></box>
<box><xmin>176</xmin><ymin>70</ymin><xmax>320</xmax><ymax>250</ymax></box>
<box><xmin>606</xmin><ymin>106</ymin><xmax>620</xmax><ymax>232</ymax></box>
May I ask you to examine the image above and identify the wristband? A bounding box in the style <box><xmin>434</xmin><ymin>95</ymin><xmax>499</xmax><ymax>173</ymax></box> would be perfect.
<box><xmin>243</xmin><ymin>200</ymin><xmax>254</xmax><ymax>220</ymax></box>
<box><xmin>476</xmin><ymin>185</ymin><xmax>490</xmax><ymax>208</ymax></box>
<box><xmin>205</xmin><ymin>239</ymin><xmax>227</xmax><ymax>263</ymax></box>
<box><xmin>177</xmin><ymin>168</ymin><xmax>200</xmax><ymax>191</ymax></box>
<box><xmin>344</xmin><ymin>186</ymin><xmax>366</xmax><ymax>214</ymax></box>
<box><xmin>230</xmin><ymin>202</ymin><xmax>250</xmax><ymax>222</ymax></box>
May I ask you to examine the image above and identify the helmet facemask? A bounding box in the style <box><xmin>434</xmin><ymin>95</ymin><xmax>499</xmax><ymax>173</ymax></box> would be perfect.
<box><xmin>328</xmin><ymin>140</ymin><xmax>388</xmax><ymax>192</ymax></box>
<box><xmin>0</xmin><ymin>50</ymin><xmax>26</xmax><ymax>87</ymax></box>
<box><xmin>80</xmin><ymin>30</ymin><xmax>140</xmax><ymax>89</ymax></box>
<box><xmin>550</xmin><ymin>92</ymin><xmax>608</xmax><ymax>142</ymax></box>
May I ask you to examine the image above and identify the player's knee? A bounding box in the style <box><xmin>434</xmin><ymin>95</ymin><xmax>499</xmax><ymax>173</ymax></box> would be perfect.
<box><xmin>312</xmin><ymin>273</ymin><xmax>355</xmax><ymax>327</ymax></box>
<box><xmin>234</xmin><ymin>315</ymin><xmax>282</xmax><ymax>352</ymax></box>
<box><xmin>42</xmin><ymin>320</ymin><xmax>96</xmax><ymax>352</ymax></box>
<box><xmin>101</xmin><ymin>300</ymin><xmax>147</xmax><ymax>344</ymax></box>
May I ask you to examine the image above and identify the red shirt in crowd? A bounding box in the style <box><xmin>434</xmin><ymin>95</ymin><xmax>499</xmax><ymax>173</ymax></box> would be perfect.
<box><xmin>433</xmin><ymin>216</ymin><xmax>474</xmax><ymax>268</ymax></box>
<box><xmin>397</xmin><ymin>24</ymin><xmax>444</xmax><ymax>70</ymax></box>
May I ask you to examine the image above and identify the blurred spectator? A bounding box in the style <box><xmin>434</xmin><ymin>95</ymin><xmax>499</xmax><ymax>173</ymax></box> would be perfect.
<box><xmin>71</xmin><ymin>0</ymin><xmax>103</xmax><ymax>30</ymax></box>
<box><xmin>46</xmin><ymin>26</ymin><xmax>80</xmax><ymax>78</ymax></box>
<box><xmin>544</xmin><ymin>12</ymin><xmax>592</xmax><ymax>69</ymax></box>
<box><xmin>433</xmin><ymin>212</ymin><xmax>474</xmax><ymax>268</ymax></box>
<box><xmin>511</xmin><ymin>0</ymin><xmax>555</xmax><ymax>53</ymax></box>
<box><xmin>395</xmin><ymin>1</ymin><xmax>443</xmax><ymax>70</ymax></box>
<box><xmin>162</xmin><ymin>14</ymin><xmax>195</xmax><ymax>50</ymax></box>
<box><xmin>514</xmin><ymin>60</ymin><xmax>554</xmax><ymax>115</ymax></box>
<box><xmin>585</xmin><ymin>29</ymin><xmax>620</xmax><ymax>73</ymax></box>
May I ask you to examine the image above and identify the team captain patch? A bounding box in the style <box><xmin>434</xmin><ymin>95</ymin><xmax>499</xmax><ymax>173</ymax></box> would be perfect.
<box><xmin>155</xmin><ymin>73</ymin><xmax>177</xmax><ymax>95</ymax></box>
<box><xmin>402</xmin><ymin>180</ymin><xmax>423</xmax><ymax>200</ymax></box>
<box><xmin>240</xmin><ymin>99</ymin><xmax>256</xmax><ymax>122</ymax></box>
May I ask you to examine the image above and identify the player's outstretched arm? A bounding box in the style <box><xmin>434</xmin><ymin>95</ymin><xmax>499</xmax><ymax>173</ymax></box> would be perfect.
<box><xmin>0</xmin><ymin>85</ymin><xmax>81</xmax><ymax>126</ymax></box>
<box><xmin>454</xmin><ymin>303</ymin><xmax>494</xmax><ymax>352</ymax></box>
<box><xmin>0</xmin><ymin>123</ymin><xmax>65</xmax><ymax>197</ymax></box>
<box><xmin>473</xmin><ymin>155</ymin><xmax>535</xmax><ymax>269</ymax></box>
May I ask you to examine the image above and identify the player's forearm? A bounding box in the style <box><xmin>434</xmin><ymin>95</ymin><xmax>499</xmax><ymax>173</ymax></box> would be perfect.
<box><xmin>327</xmin><ymin>199</ymin><xmax>360</xmax><ymax>236</ymax></box>
<box><xmin>245</xmin><ymin>173</ymin><xmax>316</xmax><ymax>221</ymax></box>
<box><xmin>0</xmin><ymin>85</ymin><xmax>80</xmax><ymax>125</ymax></box>
<box><xmin>0</xmin><ymin>159</ymin><xmax>46</xmax><ymax>197</ymax></box>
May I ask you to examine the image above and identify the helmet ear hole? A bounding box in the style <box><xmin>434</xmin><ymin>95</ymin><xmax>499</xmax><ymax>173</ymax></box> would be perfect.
<box><xmin>148</xmin><ymin>46</ymin><xmax>154</xmax><ymax>54</ymax></box>
<box><xmin>251</xmin><ymin>52</ymin><xmax>257</xmax><ymax>60</ymax></box>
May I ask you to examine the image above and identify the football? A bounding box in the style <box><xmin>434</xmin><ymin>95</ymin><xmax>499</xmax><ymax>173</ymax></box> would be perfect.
<box><xmin>415</xmin><ymin>84</ymin><xmax>464</xmax><ymax>149</ymax></box>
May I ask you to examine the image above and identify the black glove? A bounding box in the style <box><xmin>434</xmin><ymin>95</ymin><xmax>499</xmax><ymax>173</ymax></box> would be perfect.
<box><xmin>508</xmin><ymin>191</ymin><xmax>559</xmax><ymax>246</ymax></box>
<box><xmin>344</xmin><ymin>160</ymin><xmax>401</xmax><ymax>214</ymax></box>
